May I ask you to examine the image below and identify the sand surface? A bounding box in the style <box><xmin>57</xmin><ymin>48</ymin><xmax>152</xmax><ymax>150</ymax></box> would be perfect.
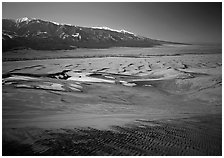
<box><xmin>2</xmin><ymin>45</ymin><xmax>222</xmax><ymax>155</ymax></box>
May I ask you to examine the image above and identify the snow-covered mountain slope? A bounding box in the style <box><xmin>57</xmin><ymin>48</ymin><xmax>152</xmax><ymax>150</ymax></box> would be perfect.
<box><xmin>2</xmin><ymin>17</ymin><xmax>184</xmax><ymax>51</ymax></box>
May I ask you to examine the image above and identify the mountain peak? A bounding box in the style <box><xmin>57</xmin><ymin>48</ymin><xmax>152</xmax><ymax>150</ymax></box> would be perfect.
<box><xmin>16</xmin><ymin>17</ymin><xmax>35</xmax><ymax>23</ymax></box>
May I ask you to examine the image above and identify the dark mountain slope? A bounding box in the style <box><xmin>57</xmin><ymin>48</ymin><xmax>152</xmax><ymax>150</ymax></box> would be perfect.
<box><xmin>2</xmin><ymin>17</ymin><xmax>185</xmax><ymax>51</ymax></box>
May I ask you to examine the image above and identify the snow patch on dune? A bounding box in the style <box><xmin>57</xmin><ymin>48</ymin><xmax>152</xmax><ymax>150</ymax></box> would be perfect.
<box><xmin>5</xmin><ymin>75</ymin><xmax>39</xmax><ymax>81</ymax></box>
<box><xmin>67</xmin><ymin>72</ymin><xmax>115</xmax><ymax>83</ymax></box>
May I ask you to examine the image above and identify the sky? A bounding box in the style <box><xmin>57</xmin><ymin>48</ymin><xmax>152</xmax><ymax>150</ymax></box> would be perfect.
<box><xmin>2</xmin><ymin>2</ymin><xmax>222</xmax><ymax>44</ymax></box>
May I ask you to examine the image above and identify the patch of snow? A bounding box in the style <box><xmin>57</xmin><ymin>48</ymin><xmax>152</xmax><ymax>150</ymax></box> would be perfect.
<box><xmin>91</xmin><ymin>26</ymin><xmax>135</xmax><ymax>35</ymax></box>
<box><xmin>64</xmin><ymin>23</ymin><xmax>73</xmax><ymax>26</ymax></box>
<box><xmin>16</xmin><ymin>17</ymin><xmax>35</xmax><ymax>24</ymax></box>
<box><xmin>72</xmin><ymin>33</ymin><xmax>81</xmax><ymax>40</ymax></box>
<box><xmin>6</xmin><ymin>75</ymin><xmax>39</xmax><ymax>81</ymax></box>
<box><xmin>59</xmin><ymin>32</ymin><xmax>69</xmax><ymax>39</ymax></box>
<box><xmin>50</xmin><ymin>21</ymin><xmax>60</xmax><ymax>25</ymax></box>
<box><xmin>38</xmin><ymin>82</ymin><xmax>65</xmax><ymax>91</ymax></box>
<box><xmin>104</xmin><ymin>76</ymin><xmax>115</xmax><ymax>79</ymax></box>
<box><xmin>144</xmin><ymin>85</ymin><xmax>152</xmax><ymax>87</ymax></box>
<box><xmin>107</xmin><ymin>34</ymin><xmax>117</xmax><ymax>41</ymax></box>
<box><xmin>120</xmin><ymin>29</ymin><xmax>135</xmax><ymax>35</ymax></box>
<box><xmin>72</xmin><ymin>33</ymin><xmax>79</xmax><ymax>38</ymax></box>
<box><xmin>59</xmin><ymin>32</ymin><xmax>65</xmax><ymax>38</ymax></box>
<box><xmin>92</xmin><ymin>26</ymin><xmax>120</xmax><ymax>32</ymax></box>
<box><xmin>3</xmin><ymin>81</ymin><xmax>16</xmax><ymax>85</ymax></box>
<box><xmin>120</xmin><ymin>81</ymin><xmax>136</xmax><ymax>87</ymax></box>
<box><xmin>62</xmin><ymin>34</ymin><xmax>69</xmax><ymax>39</ymax></box>
<box><xmin>3</xmin><ymin>33</ymin><xmax>13</xmax><ymax>39</ymax></box>
<box><xmin>8</xmin><ymin>34</ymin><xmax>13</xmax><ymax>39</ymax></box>
<box><xmin>67</xmin><ymin>73</ymin><xmax>115</xmax><ymax>83</ymax></box>
<box><xmin>15</xmin><ymin>84</ymin><xmax>32</xmax><ymax>88</ymax></box>
<box><xmin>69</xmin><ymin>83</ymin><xmax>83</xmax><ymax>89</ymax></box>
<box><xmin>49</xmin><ymin>20</ymin><xmax>74</xmax><ymax>26</ymax></box>
<box><xmin>36</xmin><ymin>31</ymin><xmax>48</xmax><ymax>35</ymax></box>
<box><xmin>131</xmin><ymin>77</ymin><xmax>171</xmax><ymax>82</ymax></box>
<box><xmin>69</xmin><ymin>87</ymin><xmax>81</xmax><ymax>92</ymax></box>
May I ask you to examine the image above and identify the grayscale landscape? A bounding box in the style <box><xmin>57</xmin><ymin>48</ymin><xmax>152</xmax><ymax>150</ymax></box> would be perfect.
<box><xmin>2</xmin><ymin>2</ymin><xmax>222</xmax><ymax>156</ymax></box>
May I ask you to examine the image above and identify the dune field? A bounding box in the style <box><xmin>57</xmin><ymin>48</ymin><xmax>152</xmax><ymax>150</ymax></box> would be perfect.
<box><xmin>2</xmin><ymin>45</ymin><xmax>222</xmax><ymax>155</ymax></box>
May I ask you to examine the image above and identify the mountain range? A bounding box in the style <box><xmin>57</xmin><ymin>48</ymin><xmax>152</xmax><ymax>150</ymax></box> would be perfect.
<box><xmin>2</xmin><ymin>17</ymin><xmax>184</xmax><ymax>51</ymax></box>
